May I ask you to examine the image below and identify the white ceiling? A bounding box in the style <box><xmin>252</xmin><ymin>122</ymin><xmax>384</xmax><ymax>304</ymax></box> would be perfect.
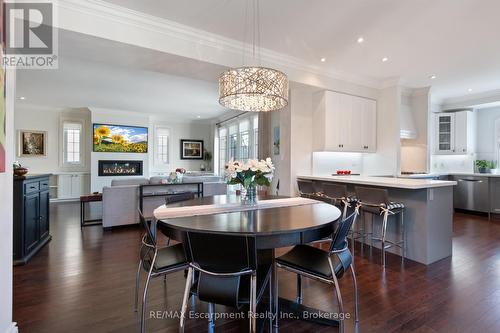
<box><xmin>101</xmin><ymin>0</ymin><xmax>500</xmax><ymax>101</ymax></box>
<box><xmin>16</xmin><ymin>30</ymin><xmax>232</xmax><ymax>120</ymax></box>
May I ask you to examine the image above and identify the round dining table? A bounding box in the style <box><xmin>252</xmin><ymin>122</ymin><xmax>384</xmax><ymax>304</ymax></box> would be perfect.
<box><xmin>156</xmin><ymin>194</ymin><xmax>342</xmax><ymax>330</ymax></box>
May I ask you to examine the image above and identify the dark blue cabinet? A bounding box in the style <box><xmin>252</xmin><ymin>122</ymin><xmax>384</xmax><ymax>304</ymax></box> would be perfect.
<box><xmin>13</xmin><ymin>175</ymin><xmax>52</xmax><ymax>265</ymax></box>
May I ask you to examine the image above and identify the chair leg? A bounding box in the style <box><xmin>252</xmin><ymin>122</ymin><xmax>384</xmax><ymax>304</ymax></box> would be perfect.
<box><xmin>190</xmin><ymin>270</ymin><xmax>196</xmax><ymax>311</ymax></box>
<box><xmin>296</xmin><ymin>274</ymin><xmax>303</xmax><ymax>304</ymax></box>
<box><xmin>273</xmin><ymin>259</ymin><xmax>279</xmax><ymax>329</ymax></box>
<box><xmin>349</xmin><ymin>264</ymin><xmax>359</xmax><ymax>323</ymax></box>
<box><xmin>208</xmin><ymin>302</ymin><xmax>215</xmax><ymax>332</ymax></box>
<box><xmin>249</xmin><ymin>273</ymin><xmax>257</xmax><ymax>333</ymax></box>
<box><xmin>381</xmin><ymin>211</ymin><xmax>389</xmax><ymax>268</ymax></box>
<box><xmin>401</xmin><ymin>210</ymin><xmax>405</xmax><ymax>265</ymax></box>
<box><xmin>268</xmin><ymin>277</ymin><xmax>273</xmax><ymax>332</ymax></box>
<box><xmin>134</xmin><ymin>260</ymin><xmax>142</xmax><ymax>312</ymax></box>
<box><xmin>180</xmin><ymin>267</ymin><xmax>193</xmax><ymax>333</ymax></box>
<box><xmin>328</xmin><ymin>258</ymin><xmax>345</xmax><ymax>333</ymax></box>
<box><xmin>141</xmin><ymin>266</ymin><xmax>154</xmax><ymax>333</ymax></box>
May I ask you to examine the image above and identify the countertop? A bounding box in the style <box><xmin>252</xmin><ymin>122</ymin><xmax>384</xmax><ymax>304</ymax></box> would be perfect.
<box><xmin>297</xmin><ymin>175</ymin><xmax>457</xmax><ymax>189</ymax></box>
<box><xmin>401</xmin><ymin>172</ymin><xmax>500</xmax><ymax>178</ymax></box>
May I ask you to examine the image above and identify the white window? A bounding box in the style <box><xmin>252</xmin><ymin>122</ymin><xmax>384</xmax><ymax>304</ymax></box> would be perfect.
<box><xmin>63</xmin><ymin>122</ymin><xmax>82</xmax><ymax>165</ymax></box>
<box><xmin>217</xmin><ymin>115</ymin><xmax>259</xmax><ymax>175</ymax></box>
<box><xmin>155</xmin><ymin>127</ymin><xmax>170</xmax><ymax>165</ymax></box>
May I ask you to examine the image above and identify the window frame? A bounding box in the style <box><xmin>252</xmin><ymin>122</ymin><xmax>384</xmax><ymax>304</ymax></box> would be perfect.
<box><xmin>217</xmin><ymin>114</ymin><xmax>259</xmax><ymax>175</ymax></box>
<box><xmin>60</xmin><ymin>117</ymin><xmax>86</xmax><ymax>170</ymax></box>
<box><xmin>153</xmin><ymin>125</ymin><xmax>172</xmax><ymax>168</ymax></box>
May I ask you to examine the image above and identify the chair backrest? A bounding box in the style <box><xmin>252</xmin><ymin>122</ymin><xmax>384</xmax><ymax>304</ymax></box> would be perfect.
<box><xmin>297</xmin><ymin>179</ymin><xmax>315</xmax><ymax>195</ymax></box>
<box><xmin>184</xmin><ymin>232</ymin><xmax>257</xmax><ymax>308</ymax></box>
<box><xmin>355</xmin><ymin>186</ymin><xmax>389</xmax><ymax>213</ymax></box>
<box><xmin>165</xmin><ymin>192</ymin><xmax>195</xmax><ymax>205</ymax></box>
<box><xmin>185</xmin><ymin>232</ymin><xmax>257</xmax><ymax>273</ymax></box>
<box><xmin>329</xmin><ymin>212</ymin><xmax>357</xmax><ymax>253</ymax></box>
<box><xmin>138</xmin><ymin>210</ymin><xmax>156</xmax><ymax>248</ymax></box>
<box><xmin>323</xmin><ymin>183</ymin><xmax>348</xmax><ymax>200</ymax></box>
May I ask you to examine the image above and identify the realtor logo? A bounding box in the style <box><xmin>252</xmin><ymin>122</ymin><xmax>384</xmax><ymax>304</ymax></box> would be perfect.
<box><xmin>3</xmin><ymin>1</ymin><xmax>58</xmax><ymax>68</ymax></box>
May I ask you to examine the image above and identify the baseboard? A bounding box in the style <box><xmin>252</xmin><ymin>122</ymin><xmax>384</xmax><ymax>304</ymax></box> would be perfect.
<box><xmin>3</xmin><ymin>323</ymin><xmax>18</xmax><ymax>333</ymax></box>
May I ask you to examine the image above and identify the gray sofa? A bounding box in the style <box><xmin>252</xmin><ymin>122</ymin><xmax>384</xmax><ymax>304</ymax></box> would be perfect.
<box><xmin>102</xmin><ymin>176</ymin><xmax>226</xmax><ymax>228</ymax></box>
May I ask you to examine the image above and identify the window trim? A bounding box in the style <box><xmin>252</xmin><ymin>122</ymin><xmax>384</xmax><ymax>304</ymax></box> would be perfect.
<box><xmin>217</xmin><ymin>114</ymin><xmax>259</xmax><ymax>175</ymax></box>
<box><xmin>153</xmin><ymin>125</ymin><xmax>172</xmax><ymax>168</ymax></box>
<box><xmin>59</xmin><ymin>116</ymin><xmax>86</xmax><ymax>170</ymax></box>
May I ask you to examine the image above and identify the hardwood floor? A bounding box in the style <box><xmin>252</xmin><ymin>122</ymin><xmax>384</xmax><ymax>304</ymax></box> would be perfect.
<box><xmin>13</xmin><ymin>202</ymin><xmax>500</xmax><ymax>333</ymax></box>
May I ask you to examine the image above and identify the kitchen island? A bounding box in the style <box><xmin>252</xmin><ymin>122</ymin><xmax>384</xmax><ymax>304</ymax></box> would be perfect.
<box><xmin>297</xmin><ymin>175</ymin><xmax>457</xmax><ymax>265</ymax></box>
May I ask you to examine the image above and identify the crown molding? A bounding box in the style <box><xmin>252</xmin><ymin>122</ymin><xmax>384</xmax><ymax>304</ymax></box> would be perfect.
<box><xmin>441</xmin><ymin>88</ymin><xmax>500</xmax><ymax>109</ymax></box>
<box><xmin>56</xmin><ymin>0</ymin><xmax>382</xmax><ymax>90</ymax></box>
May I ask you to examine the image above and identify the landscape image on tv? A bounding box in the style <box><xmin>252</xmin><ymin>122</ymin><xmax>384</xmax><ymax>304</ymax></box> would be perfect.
<box><xmin>93</xmin><ymin>124</ymin><xmax>148</xmax><ymax>153</ymax></box>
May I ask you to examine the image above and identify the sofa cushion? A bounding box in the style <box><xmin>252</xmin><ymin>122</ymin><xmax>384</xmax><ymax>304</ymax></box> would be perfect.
<box><xmin>111</xmin><ymin>178</ymin><xmax>150</xmax><ymax>186</ymax></box>
<box><xmin>149</xmin><ymin>176</ymin><xmax>168</xmax><ymax>184</ymax></box>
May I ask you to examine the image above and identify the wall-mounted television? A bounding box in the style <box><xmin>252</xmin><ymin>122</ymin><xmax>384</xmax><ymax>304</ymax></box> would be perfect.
<box><xmin>93</xmin><ymin>123</ymin><xmax>148</xmax><ymax>153</ymax></box>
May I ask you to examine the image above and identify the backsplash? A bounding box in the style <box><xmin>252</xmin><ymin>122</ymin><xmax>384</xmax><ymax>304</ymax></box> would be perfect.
<box><xmin>431</xmin><ymin>154</ymin><xmax>475</xmax><ymax>173</ymax></box>
<box><xmin>312</xmin><ymin>152</ymin><xmax>363</xmax><ymax>175</ymax></box>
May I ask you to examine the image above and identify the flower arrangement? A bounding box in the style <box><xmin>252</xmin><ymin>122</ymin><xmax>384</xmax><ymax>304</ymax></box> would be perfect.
<box><xmin>225</xmin><ymin>158</ymin><xmax>274</xmax><ymax>200</ymax></box>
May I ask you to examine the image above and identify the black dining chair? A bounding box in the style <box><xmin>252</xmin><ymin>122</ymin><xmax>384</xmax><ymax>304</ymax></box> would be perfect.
<box><xmin>180</xmin><ymin>232</ymin><xmax>273</xmax><ymax>333</ymax></box>
<box><xmin>275</xmin><ymin>212</ymin><xmax>359</xmax><ymax>333</ymax></box>
<box><xmin>135</xmin><ymin>210</ymin><xmax>188</xmax><ymax>333</ymax></box>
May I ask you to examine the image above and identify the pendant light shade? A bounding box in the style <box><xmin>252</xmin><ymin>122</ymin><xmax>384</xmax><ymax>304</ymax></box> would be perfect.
<box><xmin>219</xmin><ymin>66</ymin><xmax>289</xmax><ymax>112</ymax></box>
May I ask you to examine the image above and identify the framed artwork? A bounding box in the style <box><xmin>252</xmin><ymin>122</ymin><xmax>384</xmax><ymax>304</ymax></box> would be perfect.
<box><xmin>93</xmin><ymin>123</ymin><xmax>148</xmax><ymax>153</ymax></box>
<box><xmin>18</xmin><ymin>130</ymin><xmax>47</xmax><ymax>157</ymax></box>
<box><xmin>273</xmin><ymin>126</ymin><xmax>280</xmax><ymax>155</ymax></box>
<box><xmin>180</xmin><ymin>139</ymin><xmax>204</xmax><ymax>160</ymax></box>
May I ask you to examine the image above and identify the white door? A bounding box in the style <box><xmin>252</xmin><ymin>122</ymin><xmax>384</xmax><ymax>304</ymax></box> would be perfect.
<box><xmin>454</xmin><ymin>111</ymin><xmax>468</xmax><ymax>154</ymax></box>
<box><xmin>57</xmin><ymin>175</ymin><xmax>73</xmax><ymax>199</ymax></box>
<box><xmin>361</xmin><ymin>98</ymin><xmax>377</xmax><ymax>152</ymax></box>
<box><xmin>348</xmin><ymin>96</ymin><xmax>364</xmax><ymax>151</ymax></box>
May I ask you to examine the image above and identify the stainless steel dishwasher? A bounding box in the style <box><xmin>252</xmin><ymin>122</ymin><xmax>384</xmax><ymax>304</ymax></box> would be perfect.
<box><xmin>451</xmin><ymin>175</ymin><xmax>490</xmax><ymax>213</ymax></box>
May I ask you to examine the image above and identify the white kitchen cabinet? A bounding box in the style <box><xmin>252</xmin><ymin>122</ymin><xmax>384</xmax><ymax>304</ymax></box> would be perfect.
<box><xmin>56</xmin><ymin>173</ymin><xmax>90</xmax><ymax>200</ymax></box>
<box><xmin>313</xmin><ymin>91</ymin><xmax>377</xmax><ymax>153</ymax></box>
<box><xmin>434</xmin><ymin>111</ymin><xmax>475</xmax><ymax>155</ymax></box>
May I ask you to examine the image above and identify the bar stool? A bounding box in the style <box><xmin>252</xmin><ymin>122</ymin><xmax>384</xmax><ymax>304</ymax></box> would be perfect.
<box><xmin>321</xmin><ymin>183</ymin><xmax>361</xmax><ymax>254</ymax></box>
<box><xmin>355</xmin><ymin>186</ymin><xmax>406</xmax><ymax>267</ymax></box>
<box><xmin>297</xmin><ymin>179</ymin><xmax>323</xmax><ymax>200</ymax></box>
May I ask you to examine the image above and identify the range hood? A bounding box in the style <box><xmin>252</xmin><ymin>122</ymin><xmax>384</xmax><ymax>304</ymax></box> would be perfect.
<box><xmin>400</xmin><ymin>104</ymin><xmax>418</xmax><ymax>139</ymax></box>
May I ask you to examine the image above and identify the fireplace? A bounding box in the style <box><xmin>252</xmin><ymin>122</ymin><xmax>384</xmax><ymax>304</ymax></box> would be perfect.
<box><xmin>98</xmin><ymin>160</ymin><xmax>143</xmax><ymax>177</ymax></box>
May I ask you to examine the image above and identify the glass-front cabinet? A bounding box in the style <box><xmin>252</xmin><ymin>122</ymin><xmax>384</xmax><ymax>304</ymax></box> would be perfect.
<box><xmin>435</xmin><ymin>113</ymin><xmax>455</xmax><ymax>153</ymax></box>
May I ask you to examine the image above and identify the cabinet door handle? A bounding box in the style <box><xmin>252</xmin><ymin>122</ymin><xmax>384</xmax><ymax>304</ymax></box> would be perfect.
<box><xmin>29</xmin><ymin>186</ymin><xmax>36</xmax><ymax>189</ymax></box>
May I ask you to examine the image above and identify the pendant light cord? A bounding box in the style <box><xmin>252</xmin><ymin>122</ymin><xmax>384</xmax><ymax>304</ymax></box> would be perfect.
<box><xmin>242</xmin><ymin>0</ymin><xmax>261</xmax><ymax>66</ymax></box>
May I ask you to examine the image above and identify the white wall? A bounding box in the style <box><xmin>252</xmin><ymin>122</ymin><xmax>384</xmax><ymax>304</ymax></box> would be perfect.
<box><xmin>1</xmin><ymin>69</ymin><xmax>17</xmax><ymax>333</ymax></box>
<box><xmin>90</xmin><ymin>107</ymin><xmax>213</xmax><ymax>192</ymax></box>
<box><xmin>363</xmin><ymin>85</ymin><xmax>401</xmax><ymax>176</ymax></box>
<box><xmin>13</xmin><ymin>104</ymin><xmax>91</xmax><ymax>173</ymax></box>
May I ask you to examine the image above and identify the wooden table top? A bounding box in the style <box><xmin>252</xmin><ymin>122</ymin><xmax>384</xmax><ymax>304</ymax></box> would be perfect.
<box><xmin>156</xmin><ymin>195</ymin><xmax>341</xmax><ymax>237</ymax></box>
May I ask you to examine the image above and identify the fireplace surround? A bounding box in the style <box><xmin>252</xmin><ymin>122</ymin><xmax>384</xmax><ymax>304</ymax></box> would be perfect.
<box><xmin>98</xmin><ymin>160</ymin><xmax>143</xmax><ymax>177</ymax></box>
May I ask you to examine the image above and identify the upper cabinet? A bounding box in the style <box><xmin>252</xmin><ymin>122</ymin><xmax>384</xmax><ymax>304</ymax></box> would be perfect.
<box><xmin>434</xmin><ymin>110</ymin><xmax>475</xmax><ymax>154</ymax></box>
<box><xmin>313</xmin><ymin>91</ymin><xmax>377</xmax><ymax>153</ymax></box>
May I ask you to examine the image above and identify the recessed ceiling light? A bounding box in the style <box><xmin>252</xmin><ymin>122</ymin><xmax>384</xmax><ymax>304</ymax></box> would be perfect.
<box><xmin>196</xmin><ymin>115</ymin><xmax>201</xmax><ymax>118</ymax></box>
<box><xmin>357</xmin><ymin>37</ymin><xmax>364</xmax><ymax>43</ymax></box>
<box><xmin>19</xmin><ymin>96</ymin><xmax>26</xmax><ymax>100</ymax></box>
<box><xmin>320</xmin><ymin>58</ymin><xmax>326</xmax><ymax>62</ymax></box>
<box><xmin>429</xmin><ymin>75</ymin><xmax>437</xmax><ymax>80</ymax></box>
<box><xmin>468</xmin><ymin>88</ymin><xmax>473</xmax><ymax>92</ymax></box>
<box><xmin>382</xmin><ymin>57</ymin><xmax>389</xmax><ymax>62</ymax></box>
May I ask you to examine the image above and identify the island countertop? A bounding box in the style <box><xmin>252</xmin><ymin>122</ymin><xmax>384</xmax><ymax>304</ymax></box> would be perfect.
<box><xmin>297</xmin><ymin>175</ymin><xmax>457</xmax><ymax>189</ymax></box>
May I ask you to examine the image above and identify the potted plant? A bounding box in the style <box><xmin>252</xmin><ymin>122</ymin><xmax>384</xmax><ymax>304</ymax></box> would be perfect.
<box><xmin>475</xmin><ymin>160</ymin><xmax>494</xmax><ymax>173</ymax></box>
<box><xmin>13</xmin><ymin>161</ymin><xmax>28</xmax><ymax>176</ymax></box>
<box><xmin>225</xmin><ymin>158</ymin><xmax>274</xmax><ymax>203</ymax></box>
